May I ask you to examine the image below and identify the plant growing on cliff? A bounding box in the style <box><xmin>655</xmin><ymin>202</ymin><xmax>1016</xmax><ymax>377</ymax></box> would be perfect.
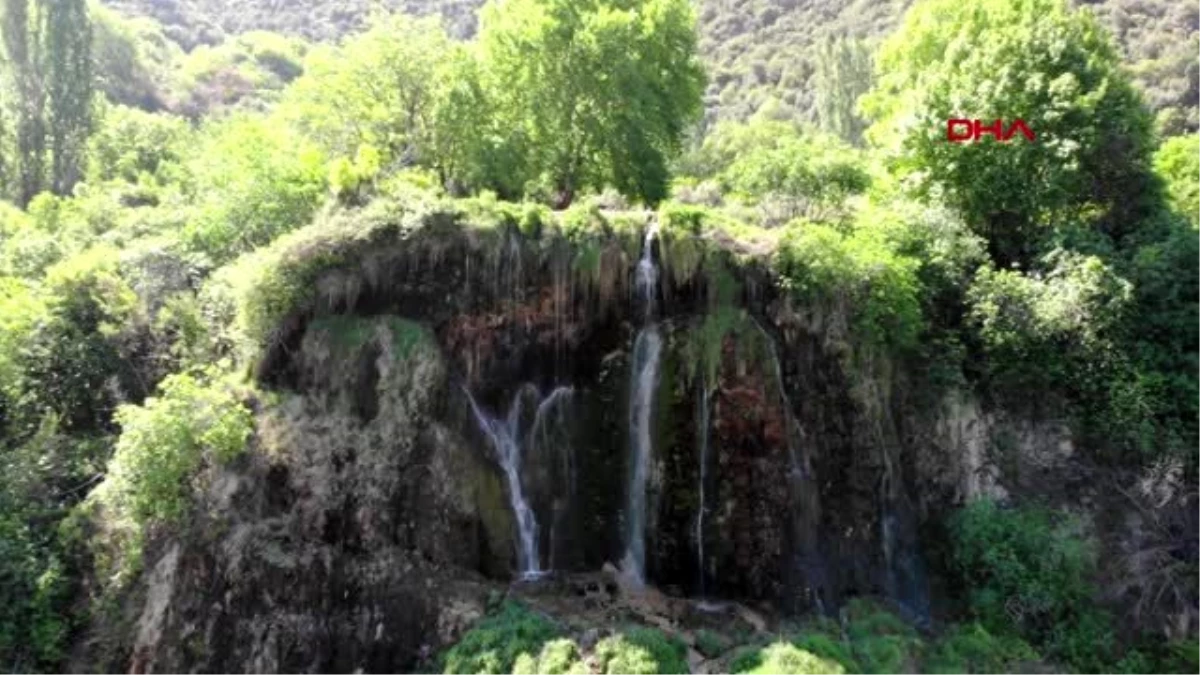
<box><xmin>88</xmin><ymin>369</ymin><xmax>253</xmax><ymax>584</ymax></box>
<box><xmin>438</xmin><ymin>600</ymin><xmax>563</xmax><ymax>674</ymax></box>
<box><xmin>945</xmin><ymin>500</ymin><xmax>1130</xmax><ymax>670</ymax></box>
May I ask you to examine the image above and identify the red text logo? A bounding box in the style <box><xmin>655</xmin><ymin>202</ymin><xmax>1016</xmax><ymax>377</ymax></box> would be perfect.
<box><xmin>946</xmin><ymin>119</ymin><xmax>1035</xmax><ymax>143</ymax></box>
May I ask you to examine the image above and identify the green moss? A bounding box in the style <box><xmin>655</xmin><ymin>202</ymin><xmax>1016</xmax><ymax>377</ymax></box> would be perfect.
<box><xmin>306</xmin><ymin>315</ymin><xmax>432</xmax><ymax>363</ymax></box>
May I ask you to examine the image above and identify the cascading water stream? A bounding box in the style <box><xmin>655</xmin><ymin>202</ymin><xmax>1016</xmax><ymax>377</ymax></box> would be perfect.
<box><xmin>623</xmin><ymin>224</ymin><xmax>663</xmax><ymax>586</ymax></box>
<box><xmin>694</xmin><ymin>378</ymin><xmax>711</xmax><ymax>597</ymax></box>
<box><xmin>465</xmin><ymin>384</ymin><xmax>573</xmax><ymax>579</ymax></box>
<box><xmin>757</xmin><ymin>320</ymin><xmax>827</xmax><ymax>614</ymax></box>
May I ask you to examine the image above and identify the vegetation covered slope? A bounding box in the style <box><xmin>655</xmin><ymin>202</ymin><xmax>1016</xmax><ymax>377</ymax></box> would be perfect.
<box><xmin>97</xmin><ymin>0</ymin><xmax>1197</xmax><ymax>133</ymax></box>
<box><xmin>0</xmin><ymin>0</ymin><xmax>1194</xmax><ymax>671</ymax></box>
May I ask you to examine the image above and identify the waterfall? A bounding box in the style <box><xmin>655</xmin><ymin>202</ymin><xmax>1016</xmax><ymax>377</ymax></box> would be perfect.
<box><xmin>623</xmin><ymin>224</ymin><xmax>662</xmax><ymax>586</ymax></box>
<box><xmin>759</xmin><ymin>324</ymin><xmax>827</xmax><ymax>615</ymax></box>
<box><xmin>694</xmin><ymin>379</ymin><xmax>711</xmax><ymax>596</ymax></box>
<box><xmin>465</xmin><ymin>384</ymin><xmax>573</xmax><ymax>579</ymax></box>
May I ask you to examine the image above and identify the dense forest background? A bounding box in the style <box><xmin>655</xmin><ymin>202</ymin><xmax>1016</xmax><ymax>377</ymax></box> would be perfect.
<box><xmin>99</xmin><ymin>0</ymin><xmax>1199</xmax><ymax>133</ymax></box>
<box><xmin>0</xmin><ymin>0</ymin><xmax>1195</xmax><ymax>672</ymax></box>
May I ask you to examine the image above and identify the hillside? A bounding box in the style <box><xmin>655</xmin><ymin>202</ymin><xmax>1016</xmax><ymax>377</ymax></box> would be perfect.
<box><xmin>101</xmin><ymin>0</ymin><xmax>1198</xmax><ymax>131</ymax></box>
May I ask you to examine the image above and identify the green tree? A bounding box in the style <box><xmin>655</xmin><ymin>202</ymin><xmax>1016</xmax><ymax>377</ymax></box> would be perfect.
<box><xmin>44</xmin><ymin>0</ymin><xmax>91</xmax><ymax>195</ymax></box>
<box><xmin>185</xmin><ymin>114</ymin><xmax>326</xmax><ymax>265</ymax></box>
<box><xmin>3</xmin><ymin>0</ymin><xmax>46</xmax><ymax>206</ymax></box>
<box><xmin>478</xmin><ymin>0</ymin><xmax>705</xmax><ymax>207</ymax></box>
<box><xmin>280</xmin><ymin>14</ymin><xmax>452</xmax><ymax>177</ymax></box>
<box><xmin>814</xmin><ymin>35</ymin><xmax>872</xmax><ymax>146</ymax></box>
<box><xmin>1153</xmin><ymin>134</ymin><xmax>1199</xmax><ymax>228</ymax></box>
<box><xmin>862</xmin><ymin>0</ymin><xmax>1154</xmax><ymax>267</ymax></box>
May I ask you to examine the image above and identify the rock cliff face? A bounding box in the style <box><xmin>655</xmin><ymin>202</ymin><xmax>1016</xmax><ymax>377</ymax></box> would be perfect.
<box><xmin>94</xmin><ymin>207</ymin><xmax>1075</xmax><ymax>672</ymax></box>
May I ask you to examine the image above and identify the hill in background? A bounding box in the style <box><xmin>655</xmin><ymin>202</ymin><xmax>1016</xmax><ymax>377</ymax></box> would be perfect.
<box><xmin>100</xmin><ymin>0</ymin><xmax>1198</xmax><ymax>133</ymax></box>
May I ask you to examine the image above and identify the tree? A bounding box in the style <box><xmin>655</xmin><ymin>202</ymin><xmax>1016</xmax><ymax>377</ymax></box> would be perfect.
<box><xmin>681</xmin><ymin>117</ymin><xmax>870</xmax><ymax>223</ymax></box>
<box><xmin>814</xmin><ymin>35</ymin><xmax>872</xmax><ymax>146</ymax></box>
<box><xmin>43</xmin><ymin>0</ymin><xmax>92</xmax><ymax>195</ymax></box>
<box><xmin>1</xmin><ymin>0</ymin><xmax>94</xmax><ymax>204</ymax></box>
<box><xmin>862</xmin><ymin>0</ymin><xmax>1155</xmax><ymax>268</ymax></box>
<box><xmin>478</xmin><ymin>0</ymin><xmax>705</xmax><ymax>207</ymax></box>
<box><xmin>1153</xmin><ymin>134</ymin><xmax>1199</xmax><ymax>228</ymax></box>
<box><xmin>280</xmin><ymin>14</ymin><xmax>452</xmax><ymax>175</ymax></box>
<box><xmin>3</xmin><ymin>0</ymin><xmax>46</xmax><ymax>206</ymax></box>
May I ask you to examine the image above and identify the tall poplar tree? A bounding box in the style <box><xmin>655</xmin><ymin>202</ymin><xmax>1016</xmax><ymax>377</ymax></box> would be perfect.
<box><xmin>2</xmin><ymin>0</ymin><xmax>45</xmax><ymax>206</ymax></box>
<box><xmin>44</xmin><ymin>0</ymin><xmax>92</xmax><ymax>195</ymax></box>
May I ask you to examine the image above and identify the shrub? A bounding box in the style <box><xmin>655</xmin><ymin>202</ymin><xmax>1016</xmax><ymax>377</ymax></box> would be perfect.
<box><xmin>19</xmin><ymin>247</ymin><xmax>144</xmax><ymax>433</ymax></box>
<box><xmin>439</xmin><ymin>600</ymin><xmax>561</xmax><ymax>674</ymax></box>
<box><xmin>511</xmin><ymin>638</ymin><xmax>586</xmax><ymax>674</ymax></box>
<box><xmin>184</xmin><ymin>114</ymin><xmax>327</xmax><ymax>265</ymax></box>
<box><xmin>923</xmin><ymin>622</ymin><xmax>1038</xmax><ymax>673</ymax></box>
<box><xmin>89</xmin><ymin>369</ymin><xmax>253</xmax><ymax>584</ymax></box>
<box><xmin>775</xmin><ymin>221</ymin><xmax>923</xmax><ymax>350</ymax></box>
<box><xmin>731</xmin><ymin>642</ymin><xmax>846</xmax><ymax>674</ymax></box>
<box><xmin>946</xmin><ymin>500</ymin><xmax>1119</xmax><ymax>671</ymax></box>
<box><xmin>593</xmin><ymin>626</ymin><xmax>689</xmax><ymax>674</ymax></box>
<box><xmin>695</xmin><ymin>628</ymin><xmax>732</xmax><ymax>658</ymax></box>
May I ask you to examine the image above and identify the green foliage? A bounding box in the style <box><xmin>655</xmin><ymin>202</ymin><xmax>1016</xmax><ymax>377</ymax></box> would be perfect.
<box><xmin>842</xmin><ymin>599</ymin><xmax>924</xmax><ymax>674</ymax></box>
<box><xmin>694</xmin><ymin>628</ymin><xmax>732</xmax><ymax>658</ymax></box>
<box><xmin>90</xmin><ymin>4</ymin><xmax>180</xmax><ymax>111</ymax></box>
<box><xmin>1153</xmin><ymin>134</ymin><xmax>1199</xmax><ymax>227</ymax></box>
<box><xmin>593</xmin><ymin>626</ymin><xmax>688</xmax><ymax>675</ymax></box>
<box><xmin>967</xmin><ymin>251</ymin><xmax>1131</xmax><ymax>392</ymax></box>
<box><xmin>511</xmin><ymin>638</ymin><xmax>587</xmax><ymax>674</ymax></box>
<box><xmin>17</xmin><ymin>247</ymin><xmax>143</xmax><ymax>434</ymax></box>
<box><xmin>945</xmin><ymin>500</ymin><xmax>1125</xmax><ymax>671</ymax></box>
<box><xmin>280</xmin><ymin>14</ymin><xmax>453</xmax><ymax>176</ymax></box>
<box><xmin>175</xmin><ymin>30</ymin><xmax>308</xmax><ymax>115</ymax></box>
<box><xmin>814</xmin><ymin>36</ymin><xmax>872</xmax><ymax>146</ymax></box>
<box><xmin>87</xmin><ymin>105</ymin><xmax>191</xmax><ymax>187</ymax></box>
<box><xmin>185</xmin><ymin>114</ymin><xmax>327</xmax><ymax>265</ymax></box>
<box><xmin>439</xmin><ymin>600</ymin><xmax>561</xmax><ymax>674</ymax></box>
<box><xmin>681</xmin><ymin>118</ymin><xmax>870</xmax><ymax>223</ymax></box>
<box><xmin>89</xmin><ymin>368</ymin><xmax>252</xmax><ymax>583</ymax></box>
<box><xmin>775</xmin><ymin>221</ymin><xmax>923</xmax><ymax>350</ymax></box>
<box><xmin>731</xmin><ymin>642</ymin><xmax>847</xmax><ymax>674</ymax></box>
<box><xmin>44</xmin><ymin>0</ymin><xmax>93</xmax><ymax>195</ymax></box>
<box><xmin>478</xmin><ymin>0</ymin><xmax>706</xmax><ymax>206</ymax></box>
<box><xmin>923</xmin><ymin>622</ymin><xmax>1038</xmax><ymax>673</ymax></box>
<box><xmin>864</xmin><ymin>0</ymin><xmax>1155</xmax><ymax>267</ymax></box>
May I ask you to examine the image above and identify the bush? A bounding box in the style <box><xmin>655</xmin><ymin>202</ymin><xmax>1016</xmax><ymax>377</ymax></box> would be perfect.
<box><xmin>184</xmin><ymin>114</ymin><xmax>327</xmax><ymax>265</ymax></box>
<box><xmin>923</xmin><ymin>622</ymin><xmax>1038</xmax><ymax>673</ymax></box>
<box><xmin>731</xmin><ymin>642</ymin><xmax>846</xmax><ymax>674</ymax></box>
<box><xmin>946</xmin><ymin>500</ymin><xmax>1123</xmax><ymax>671</ymax></box>
<box><xmin>87</xmin><ymin>105</ymin><xmax>192</xmax><ymax>187</ymax></box>
<box><xmin>439</xmin><ymin>600</ymin><xmax>561</xmax><ymax>674</ymax></box>
<box><xmin>695</xmin><ymin>628</ymin><xmax>732</xmax><ymax>658</ymax></box>
<box><xmin>775</xmin><ymin>221</ymin><xmax>922</xmax><ymax>350</ymax></box>
<box><xmin>19</xmin><ymin>247</ymin><xmax>144</xmax><ymax>433</ymax></box>
<box><xmin>89</xmin><ymin>369</ymin><xmax>253</xmax><ymax>584</ymax></box>
<box><xmin>593</xmin><ymin>626</ymin><xmax>689</xmax><ymax>674</ymax></box>
<box><xmin>511</xmin><ymin>638</ymin><xmax>586</xmax><ymax>674</ymax></box>
<box><xmin>1153</xmin><ymin>134</ymin><xmax>1199</xmax><ymax>227</ymax></box>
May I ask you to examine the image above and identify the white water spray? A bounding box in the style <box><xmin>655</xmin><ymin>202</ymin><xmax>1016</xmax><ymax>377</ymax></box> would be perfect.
<box><xmin>465</xmin><ymin>384</ymin><xmax>573</xmax><ymax>579</ymax></box>
<box><xmin>623</xmin><ymin>224</ymin><xmax>663</xmax><ymax>586</ymax></box>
